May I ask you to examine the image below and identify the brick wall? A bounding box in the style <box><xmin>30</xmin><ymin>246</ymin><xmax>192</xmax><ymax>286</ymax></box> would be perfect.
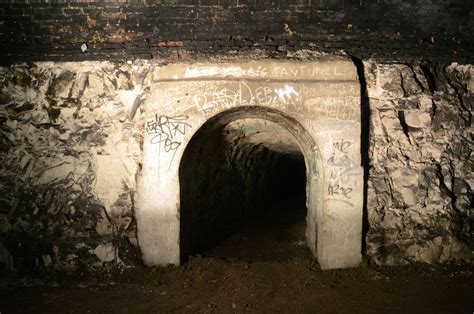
<box><xmin>1</xmin><ymin>1</ymin><xmax>473</xmax><ymax>64</ymax></box>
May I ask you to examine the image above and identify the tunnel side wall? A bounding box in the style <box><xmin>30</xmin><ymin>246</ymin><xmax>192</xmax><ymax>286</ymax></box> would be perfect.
<box><xmin>0</xmin><ymin>59</ymin><xmax>472</xmax><ymax>272</ymax></box>
<box><xmin>363</xmin><ymin>61</ymin><xmax>474</xmax><ymax>265</ymax></box>
<box><xmin>0</xmin><ymin>62</ymin><xmax>145</xmax><ymax>272</ymax></box>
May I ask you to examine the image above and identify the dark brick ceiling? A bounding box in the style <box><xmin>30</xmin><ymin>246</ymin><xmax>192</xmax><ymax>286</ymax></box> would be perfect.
<box><xmin>0</xmin><ymin>0</ymin><xmax>473</xmax><ymax>64</ymax></box>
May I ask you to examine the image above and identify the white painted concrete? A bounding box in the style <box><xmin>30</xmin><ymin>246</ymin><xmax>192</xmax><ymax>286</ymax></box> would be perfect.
<box><xmin>136</xmin><ymin>58</ymin><xmax>363</xmax><ymax>269</ymax></box>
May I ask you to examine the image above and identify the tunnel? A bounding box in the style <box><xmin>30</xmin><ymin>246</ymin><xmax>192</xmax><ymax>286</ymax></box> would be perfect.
<box><xmin>179</xmin><ymin>117</ymin><xmax>310</xmax><ymax>262</ymax></box>
<box><xmin>138</xmin><ymin>61</ymin><xmax>363</xmax><ymax>269</ymax></box>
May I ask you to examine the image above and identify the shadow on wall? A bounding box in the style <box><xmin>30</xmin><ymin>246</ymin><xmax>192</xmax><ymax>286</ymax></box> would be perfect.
<box><xmin>350</xmin><ymin>55</ymin><xmax>371</xmax><ymax>258</ymax></box>
<box><xmin>179</xmin><ymin>116</ymin><xmax>308</xmax><ymax>262</ymax></box>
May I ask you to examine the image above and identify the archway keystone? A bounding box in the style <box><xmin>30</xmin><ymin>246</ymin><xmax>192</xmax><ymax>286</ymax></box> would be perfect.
<box><xmin>136</xmin><ymin>58</ymin><xmax>363</xmax><ymax>269</ymax></box>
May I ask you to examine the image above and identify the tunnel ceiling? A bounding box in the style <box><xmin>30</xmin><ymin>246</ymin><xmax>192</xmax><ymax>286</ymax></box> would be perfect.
<box><xmin>0</xmin><ymin>0</ymin><xmax>473</xmax><ymax>64</ymax></box>
<box><xmin>225</xmin><ymin>119</ymin><xmax>302</xmax><ymax>157</ymax></box>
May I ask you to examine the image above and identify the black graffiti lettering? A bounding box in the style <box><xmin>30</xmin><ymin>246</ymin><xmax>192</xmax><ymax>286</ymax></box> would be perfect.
<box><xmin>327</xmin><ymin>139</ymin><xmax>352</xmax><ymax>167</ymax></box>
<box><xmin>328</xmin><ymin>184</ymin><xmax>352</xmax><ymax>199</ymax></box>
<box><xmin>333</xmin><ymin>139</ymin><xmax>351</xmax><ymax>153</ymax></box>
<box><xmin>146</xmin><ymin>114</ymin><xmax>192</xmax><ymax>153</ymax></box>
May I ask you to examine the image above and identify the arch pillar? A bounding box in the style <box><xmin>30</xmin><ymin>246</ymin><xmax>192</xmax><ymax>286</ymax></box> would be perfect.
<box><xmin>136</xmin><ymin>58</ymin><xmax>363</xmax><ymax>269</ymax></box>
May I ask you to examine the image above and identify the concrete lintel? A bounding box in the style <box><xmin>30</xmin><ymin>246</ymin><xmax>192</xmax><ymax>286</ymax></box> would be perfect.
<box><xmin>152</xmin><ymin>60</ymin><xmax>358</xmax><ymax>82</ymax></box>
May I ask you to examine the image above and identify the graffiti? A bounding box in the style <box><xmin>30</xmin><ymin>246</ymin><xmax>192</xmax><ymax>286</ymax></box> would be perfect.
<box><xmin>151</xmin><ymin>80</ymin><xmax>359</xmax><ymax>121</ymax></box>
<box><xmin>271</xmin><ymin>65</ymin><xmax>344</xmax><ymax>79</ymax></box>
<box><xmin>326</xmin><ymin>139</ymin><xmax>355</xmax><ymax>202</ymax></box>
<box><xmin>297</xmin><ymin>83</ymin><xmax>358</xmax><ymax>97</ymax></box>
<box><xmin>325</xmin><ymin>198</ymin><xmax>354</xmax><ymax>207</ymax></box>
<box><xmin>327</xmin><ymin>139</ymin><xmax>352</xmax><ymax>167</ymax></box>
<box><xmin>255</xmin><ymin>86</ymin><xmax>274</xmax><ymax>105</ymax></box>
<box><xmin>301</xmin><ymin>97</ymin><xmax>359</xmax><ymax>121</ymax></box>
<box><xmin>328</xmin><ymin>183</ymin><xmax>352</xmax><ymax>198</ymax></box>
<box><xmin>254</xmin><ymin>86</ymin><xmax>292</xmax><ymax>108</ymax></box>
<box><xmin>328</xmin><ymin>168</ymin><xmax>355</xmax><ymax>200</ymax></box>
<box><xmin>191</xmin><ymin>82</ymin><xmax>298</xmax><ymax>115</ymax></box>
<box><xmin>172</xmin><ymin>64</ymin><xmax>350</xmax><ymax>81</ymax></box>
<box><xmin>333</xmin><ymin>139</ymin><xmax>351</xmax><ymax>153</ymax></box>
<box><xmin>275</xmin><ymin>84</ymin><xmax>298</xmax><ymax>102</ymax></box>
<box><xmin>184</xmin><ymin>66</ymin><xmax>268</xmax><ymax>79</ymax></box>
<box><xmin>271</xmin><ymin>66</ymin><xmax>302</xmax><ymax>79</ymax></box>
<box><xmin>246</xmin><ymin>66</ymin><xmax>269</xmax><ymax>78</ymax></box>
<box><xmin>193</xmin><ymin>86</ymin><xmax>243</xmax><ymax>116</ymax></box>
<box><xmin>146</xmin><ymin>114</ymin><xmax>191</xmax><ymax>151</ymax></box>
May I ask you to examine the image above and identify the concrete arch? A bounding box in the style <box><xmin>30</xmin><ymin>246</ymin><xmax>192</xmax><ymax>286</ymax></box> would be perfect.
<box><xmin>136</xmin><ymin>59</ymin><xmax>363</xmax><ymax>269</ymax></box>
<box><xmin>178</xmin><ymin>106</ymin><xmax>323</xmax><ymax>262</ymax></box>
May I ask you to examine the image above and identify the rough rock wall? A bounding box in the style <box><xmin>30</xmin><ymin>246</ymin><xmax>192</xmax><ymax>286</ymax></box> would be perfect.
<box><xmin>365</xmin><ymin>62</ymin><xmax>474</xmax><ymax>265</ymax></box>
<box><xmin>0</xmin><ymin>59</ymin><xmax>472</xmax><ymax>272</ymax></box>
<box><xmin>0</xmin><ymin>62</ymin><xmax>145</xmax><ymax>272</ymax></box>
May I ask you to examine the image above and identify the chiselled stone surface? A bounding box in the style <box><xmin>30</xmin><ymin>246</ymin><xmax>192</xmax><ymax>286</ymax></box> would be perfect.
<box><xmin>364</xmin><ymin>61</ymin><xmax>473</xmax><ymax>265</ymax></box>
<box><xmin>0</xmin><ymin>56</ymin><xmax>472</xmax><ymax>273</ymax></box>
<box><xmin>0</xmin><ymin>62</ymin><xmax>145</xmax><ymax>272</ymax></box>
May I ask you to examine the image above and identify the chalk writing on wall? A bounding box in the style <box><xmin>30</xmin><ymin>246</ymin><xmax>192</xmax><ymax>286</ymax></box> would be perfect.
<box><xmin>270</xmin><ymin>65</ymin><xmax>343</xmax><ymax>79</ymax></box>
<box><xmin>275</xmin><ymin>84</ymin><xmax>298</xmax><ymax>102</ymax></box>
<box><xmin>297</xmin><ymin>84</ymin><xmax>358</xmax><ymax>97</ymax></box>
<box><xmin>301</xmin><ymin>97</ymin><xmax>359</xmax><ymax>121</ymax></box>
<box><xmin>182</xmin><ymin>65</ymin><xmax>345</xmax><ymax>80</ymax></box>
<box><xmin>152</xmin><ymin>81</ymin><xmax>358</xmax><ymax>121</ymax></box>
<box><xmin>192</xmin><ymin>84</ymin><xmax>248</xmax><ymax>116</ymax></box>
<box><xmin>184</xmin><ymin>66</ymin><xmax>268</xmax><ymax>79</ymax></box>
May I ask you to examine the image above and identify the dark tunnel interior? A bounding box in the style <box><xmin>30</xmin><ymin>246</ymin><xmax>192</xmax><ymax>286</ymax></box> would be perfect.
<box><xmin>179</xmin><ymin>118</ymin><xmax>309</xmax><ymax>262</ymax></box>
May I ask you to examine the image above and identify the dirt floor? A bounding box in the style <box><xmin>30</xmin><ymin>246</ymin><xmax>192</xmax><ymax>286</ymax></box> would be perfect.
<box><xmin>0</xmin><ymin>258</ymin><xmax>473</xmax><ymax>313</ymax></box>
<box><xmin>1</xmin><ymin>199</ymin><xmax>473</xmax><ymax>313</ymax></box>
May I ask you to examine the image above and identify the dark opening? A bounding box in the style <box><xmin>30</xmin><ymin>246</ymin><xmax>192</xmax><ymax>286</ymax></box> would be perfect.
<box><xmin>180</xmin><ymin>118</ymin><xmax>309</xmax><ymax>262</ymax></box>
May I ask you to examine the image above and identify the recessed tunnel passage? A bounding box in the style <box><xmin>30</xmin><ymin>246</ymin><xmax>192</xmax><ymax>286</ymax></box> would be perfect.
<box><xmin>179</xmin><ymin>117</ymin><xmax>311</xmax><ymax>262</ymax></box>
<box><xmin>139</xmin><ymin>61</ymin><xmax>362</xmax><ymax>269</ymax></box>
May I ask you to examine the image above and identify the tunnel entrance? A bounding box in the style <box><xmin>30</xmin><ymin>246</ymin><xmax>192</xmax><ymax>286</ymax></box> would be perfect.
<box><xmin>180</xmin><ymin>118</ymin><xmax>310</xmax><ymax>262</ymax></box>
<box><xmin>137</xmin><ymin>60</ymin><xmax>363</xmax><ymax>269</ymax></box>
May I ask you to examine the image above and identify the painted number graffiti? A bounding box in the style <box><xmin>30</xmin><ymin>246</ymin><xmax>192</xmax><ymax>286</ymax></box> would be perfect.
<box><xmin>146</xmin><ymin>114</ymin><xmax>192</xmax><ymax>152</ymax></box>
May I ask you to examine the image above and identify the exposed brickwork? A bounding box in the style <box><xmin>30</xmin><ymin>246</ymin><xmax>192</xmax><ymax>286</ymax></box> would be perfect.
<box><xmin>0</xmin><ymin>1</ymin><xmax>473</xmax><ymax>63</ymax></box>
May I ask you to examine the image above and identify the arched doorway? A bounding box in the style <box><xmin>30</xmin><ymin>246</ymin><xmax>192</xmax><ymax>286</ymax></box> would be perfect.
<box><xmin>136</xmin><ymin>59</ymin><xmax>363</xmax><ymax>269</ymax></box>
<box><xmin>179</xmin><ymin>107</ymin><xmax>319</xmax><ymax>262</ymax></box>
